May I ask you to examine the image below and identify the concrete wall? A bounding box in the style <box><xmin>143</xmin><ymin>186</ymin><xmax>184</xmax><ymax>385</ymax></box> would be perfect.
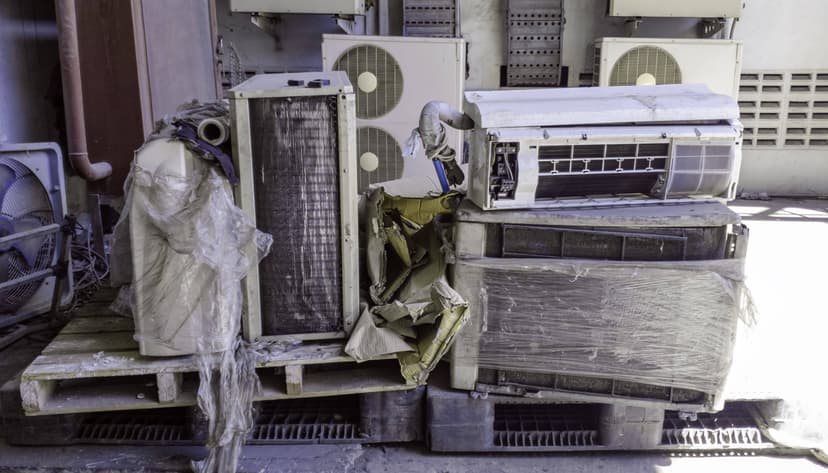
<box><xmin>734</xmin><ymin>0</ymin><xmax>828</xmax><ymax>196</ymax></box>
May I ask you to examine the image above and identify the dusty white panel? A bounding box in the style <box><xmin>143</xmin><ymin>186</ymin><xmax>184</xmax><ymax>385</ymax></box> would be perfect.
<box><xmin>595</xmin><ymin>38</ymin><xmax>742</xmax><ymax>99</ymax></box>
<box><xmin>609</xmin><ymin>0</ymin><xmax>742</xmax><ymax>18</ymax></box>
<box><xmin>322</xmin><ymin>35</ymin><xmax>465</xmax><ymax>196</ymax></box>
<box><xmin>230</xmin><ymin>0</ymin><xmax>366</xmax><ymax>14</ymax></box>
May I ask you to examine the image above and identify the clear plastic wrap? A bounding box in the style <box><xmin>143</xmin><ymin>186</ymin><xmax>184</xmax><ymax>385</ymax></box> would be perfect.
<box><xmin>453</xmin><ymin>257</ymin><xmax>750</xmax><ymax>395</ymax></box>
<box><xmin>127</xmin><ymin>153</ymin><xmax>271</xmax><ymax>356</ymax></box>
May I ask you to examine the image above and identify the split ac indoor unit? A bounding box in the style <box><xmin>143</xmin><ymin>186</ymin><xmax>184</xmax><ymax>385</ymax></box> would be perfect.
<box><xmin>322</xmin><ymin>34</ymin><xmax>465</xmax><ymax>195</ymax></box>
<box><xmin>464</xmin><ymin>84</ymin><xmax>743</xmax><ymax>210</ymax></box>
<box><xmin>229</xmin><ymin>72</ymin><xmax>359</xmax><ymax>341</ymax></box>
<box><xmin>229</xmin><ymin>0</ymin><xmax>367</xmax><ymax>15</ymax></box>
<box><xmin>594</xmin><ymin>38</ymin><xmax>743</xmax><ymax>98</ymax></box>
<box><xmin>608</xmin><ymin>0</ymin><xmax>742</xmax><ymax>18</ymax></box>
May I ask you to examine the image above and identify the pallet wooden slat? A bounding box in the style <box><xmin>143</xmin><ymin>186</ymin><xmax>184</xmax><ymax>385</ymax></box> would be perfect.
<box><xmin>60</xmin><ymin>316</ymin><xmax>134</xmax><ymax>334</ymax></box>
<box><xmin>21</xmin><ymin>300</ymin><xmax>413</xmax><ymax>415</ymax></box>
<box><xmin>41</xmin><ymin>332</ymin><xmax>138</xmax><ymax>356</ymax></box>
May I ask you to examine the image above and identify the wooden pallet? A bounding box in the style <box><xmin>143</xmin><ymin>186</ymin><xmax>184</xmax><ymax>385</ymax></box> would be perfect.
<box><xmin>20</xmin><ymin>301</ymin><xmax>412</xmax><ymax>416</ymax></box>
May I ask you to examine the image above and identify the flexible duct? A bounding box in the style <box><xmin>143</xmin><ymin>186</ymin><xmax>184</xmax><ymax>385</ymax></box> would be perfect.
<box><xmin>55</xmin><ymin>0</ymin><xmax>112</xmax><ymax>181</ymax></box>
<box><xmin>417</xmin><ymin>101</ymin><xmax>475</xmax><ymax>186</ymax></box>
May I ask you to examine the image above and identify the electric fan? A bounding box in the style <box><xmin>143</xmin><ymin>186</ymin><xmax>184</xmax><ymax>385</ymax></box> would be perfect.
<box><xmin>0</xmin><ymin>143</ymin><xmax>72</xmax><ymax>326</ymax></box>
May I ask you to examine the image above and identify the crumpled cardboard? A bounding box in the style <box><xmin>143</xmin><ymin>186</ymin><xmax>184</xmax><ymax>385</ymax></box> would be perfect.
<box><xmin>349</xmin><ymin>188</ymin><xmax>469</xmax><ymax>384</ymax></box>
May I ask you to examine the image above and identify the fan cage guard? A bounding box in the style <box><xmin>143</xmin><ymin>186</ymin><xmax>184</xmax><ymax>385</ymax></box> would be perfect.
<box><xmin>609</xmin><ymin>46</ymin><xmax>682</xmax><ymax>87</ymax></box>
<box><xmin>0</xmin><ymin>157</ymin><xmax>57</xmax><ymax>314</ymax></box>
<box><xmin>333</xmin><ymin>44</ymin><xmax>404</xmax><ymax>120</ymax></box>
<box><xmin>356</xmin><ymin>126</ymin><xmax>405</xmax><ymax>192</ymax></box>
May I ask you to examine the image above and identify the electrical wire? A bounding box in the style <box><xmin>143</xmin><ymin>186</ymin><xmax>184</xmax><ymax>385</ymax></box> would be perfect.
<box><xmin>62</xmin><ymin>222</ymin><xmax>110</xmax><ymax>313</ymax></box>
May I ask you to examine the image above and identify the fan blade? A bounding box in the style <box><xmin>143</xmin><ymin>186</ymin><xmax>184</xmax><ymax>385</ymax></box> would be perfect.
<box><xmin>0</xmin><ymin>252</ymin><xmax>13</xmax><ymax>284</ymax></box>
<box><xmin>1</xmin><ymin>174</ymin><xmax>53</xmax><ymax>218</ymax></box>
<box><xmin>0</xmin><ymin>215</ymin><xmax>14</xmax><ymax>237</ymax></box>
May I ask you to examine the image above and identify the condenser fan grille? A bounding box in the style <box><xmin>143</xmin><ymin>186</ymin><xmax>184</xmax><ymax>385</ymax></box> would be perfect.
<box><xmin>333</xmin><ymin>45</ymin><xmax>404</xmax><ymax>119</ymax></box>
<box><xmin>610</xmin><ymin>46</ymin><xmax>682</xmax><ymax>86</ymax></box>
<box><xmin>357</xmin><ymin>126</ymin><xmax>404</xmax><ymax>192</ymax></box>
<box><xmin>0</xmin><ymin>157</ymin><xmax>56</xmax><ymax>314</ymax></box>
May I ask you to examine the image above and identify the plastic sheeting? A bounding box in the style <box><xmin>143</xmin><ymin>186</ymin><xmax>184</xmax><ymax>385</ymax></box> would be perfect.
<box><xmin>111</xmin><ymin>110</ymin><xmax>272</xmax><ymax>472</ymax></box>
<box><xmin>453</xmin><ymin>257</ymin><xmax>751</xmax><ymax>395</ymax></box>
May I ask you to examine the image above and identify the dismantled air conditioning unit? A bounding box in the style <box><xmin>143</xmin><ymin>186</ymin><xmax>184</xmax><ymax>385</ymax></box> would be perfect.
<box><xmin>594</xmin><ymin>38</ymin><xmax>743</xmax><ymax>98</ymax></box>
<box><xmin>229</xmin><ymin>0</ymin><xmax>367</xmax><ymax>15</ymax></box>
<box><xmin>0</xmin><ymin>143</ymin><xmax>72</xmax><ymax>326</ymax></box>
<box><xmin>608</xmin><ymin>0</ymin><xmax>742</xmax><ymax>18</ymax></box>
<box><xmin>450</xmin><ymin>199</ymin><xmax>750</xmax><ymax>411</ymax></box>
<box><xmin>229</xmin><ymin>72</ymin><xmax>359</xmax><ymax>341</ymax></box>
<box><xmin>464</xmin><ymin>84</ymin><xmax>743</xmax><ymax>211</ymax></box>
<box><xmin>322</xmin><ymin>34</ymin><xmax>465</xmax><ymax>195</ymax></box>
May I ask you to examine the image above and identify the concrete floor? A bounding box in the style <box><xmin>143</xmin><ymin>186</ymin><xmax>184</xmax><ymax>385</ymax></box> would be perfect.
<box><xmin>0</xmin><ymin>198</ymin><xmax>826</xmax><ymax>472</ymax></box>
<box><xmin>0</xmin><ymin>441</ymin><xmax>826</xmax><ymax>473</ymax></box>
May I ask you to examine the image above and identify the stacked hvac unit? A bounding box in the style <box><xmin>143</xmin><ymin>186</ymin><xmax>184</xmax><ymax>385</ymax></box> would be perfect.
<box><xmin>439</xmin><ymin>83</ymin><xmax>749</xmax><ymax>450</ymax></box>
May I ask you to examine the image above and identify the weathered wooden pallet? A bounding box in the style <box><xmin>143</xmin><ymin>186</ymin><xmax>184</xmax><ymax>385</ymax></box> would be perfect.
<box><xmin>21</xmin><ymin>306</ymin><xmax>412</xmax><ymax>416</ymax></box>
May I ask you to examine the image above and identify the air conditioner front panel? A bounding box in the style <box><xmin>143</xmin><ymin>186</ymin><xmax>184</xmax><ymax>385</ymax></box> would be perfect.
<box><xmin>469</xmin><ymin>123</ymin><xmax>742</xmax><ymax>210</ymax></box>
<box><xmin>323</xmin><ymin>35</ymin><xmax>465</xmax><ymax>194</ymax></box>
<box><xmin>596</xmin><ymin>38</ymin><xmax>743</xmax><ymax>99</ymax></box>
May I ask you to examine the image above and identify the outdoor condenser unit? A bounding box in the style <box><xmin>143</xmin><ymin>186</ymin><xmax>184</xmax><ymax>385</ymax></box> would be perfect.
<box><xmin>322</xmin><ymin>34</ymin><xmax>465</xmax><ymax>195</ymax></box>
<box><xmin>464</xmin><ymin>84</ymin><xmax>743</xmax><ymax>211</ymax></box>
<box><xmin>229</xmin><ymin>72</ymin><xmax>359</xmax><ymax>342</ymax></box>
<box><xmin>449</xmin><ymin>200</ymin><xmax>750</xmax><ymax>411</ymax></box>
<box><xmin>593</xmin><ymin>38</ymin><xmax>743</xmax><ymax>98</ymax></box>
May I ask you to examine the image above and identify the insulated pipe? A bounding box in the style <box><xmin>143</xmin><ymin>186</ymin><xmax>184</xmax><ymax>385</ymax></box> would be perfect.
<box><xmin>55</xmin><ymin>0</ymin><xmax>113</xmax><ymax>181</ymax></box>
<box><xmin>197</xmin><ymin>117</ymin><xmax>230</xmax><ymax>146</ymax></box>
<box><xmin>418</xmin><ymin>101</ymin><xmax>475</xmax><ymax>159</ymax></box>
<box><xmin>418</xmin><ymin>101</ymin><xmax>475</xmax><ymax>188</ymax></box>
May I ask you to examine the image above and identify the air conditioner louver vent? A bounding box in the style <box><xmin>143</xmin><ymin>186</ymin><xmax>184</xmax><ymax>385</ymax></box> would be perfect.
<box><xmin>333</xmin><ymin>45</ymin><xmax>404</xmax><ymax>119</ymax></box>
<box><xmin>610</xmin><ymin>46</ymin><xmax>682</xmax><ymax>86</ymax></box>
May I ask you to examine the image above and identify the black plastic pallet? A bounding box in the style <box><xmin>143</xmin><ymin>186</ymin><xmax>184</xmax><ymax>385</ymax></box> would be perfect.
<box><xmin>427</xmin><ymin>381</ymin><xmax>775</xmax><ymax>453</ymax></box>
<box><xmin>1</xmin><ymin>382</ymin><xmax>424</xmax><ymax>447</ymax></box>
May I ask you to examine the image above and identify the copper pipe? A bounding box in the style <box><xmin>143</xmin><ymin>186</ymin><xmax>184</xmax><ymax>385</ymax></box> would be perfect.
<box><xmin>55</xmin><ymin>0</ymin><xmax>112</xmax><ymax>181</ymax></box>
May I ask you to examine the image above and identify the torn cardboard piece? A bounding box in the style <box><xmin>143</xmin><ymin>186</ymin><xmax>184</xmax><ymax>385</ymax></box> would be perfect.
<box><xmin>355</xmin><ymin>188</ymin><xmax>469</xmax><ymax>384</ymax></box>
<box><xmin>345</xmin><ymin>305</ymin><xmax>415</xmax><ymax>362</ymax></box>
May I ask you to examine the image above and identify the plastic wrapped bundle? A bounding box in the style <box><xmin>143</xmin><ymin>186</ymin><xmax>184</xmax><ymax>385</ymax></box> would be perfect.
<box><xmin>128</xmin><ymin>139</ymin><xmax>272</xmax><ymax>356</ymax></box>
<box><xmin>451</xmin><ymin>257</ymin><xmax>751</xmax><ymax>407</ymax></box>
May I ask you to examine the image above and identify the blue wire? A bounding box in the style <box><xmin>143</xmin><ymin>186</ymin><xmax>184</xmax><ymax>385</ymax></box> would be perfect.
<box><xmin>432</xmin><ymin>160</ymin><xmax>450</xmax><ymax>194</ymax></box>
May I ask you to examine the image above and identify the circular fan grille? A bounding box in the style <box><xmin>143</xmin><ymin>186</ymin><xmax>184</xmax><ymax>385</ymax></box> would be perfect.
<box><xmin>357</xmin><ymin>126</ymin><xmax>404</xmax><ymax>192</ymax></box>
<box><xmin>609</xmin><ymin>46</ymin><xmax>682</xmax><ymax>87</ymax></box>
<box><xmin>333</xmin><ymin>45</ymin><xmax>404</xmax><ymax>119</ymax></box>
<box><xmin>0</xmin><ymin>157</ymin><xmax>55</xmax><ymax>314</ymax></box>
